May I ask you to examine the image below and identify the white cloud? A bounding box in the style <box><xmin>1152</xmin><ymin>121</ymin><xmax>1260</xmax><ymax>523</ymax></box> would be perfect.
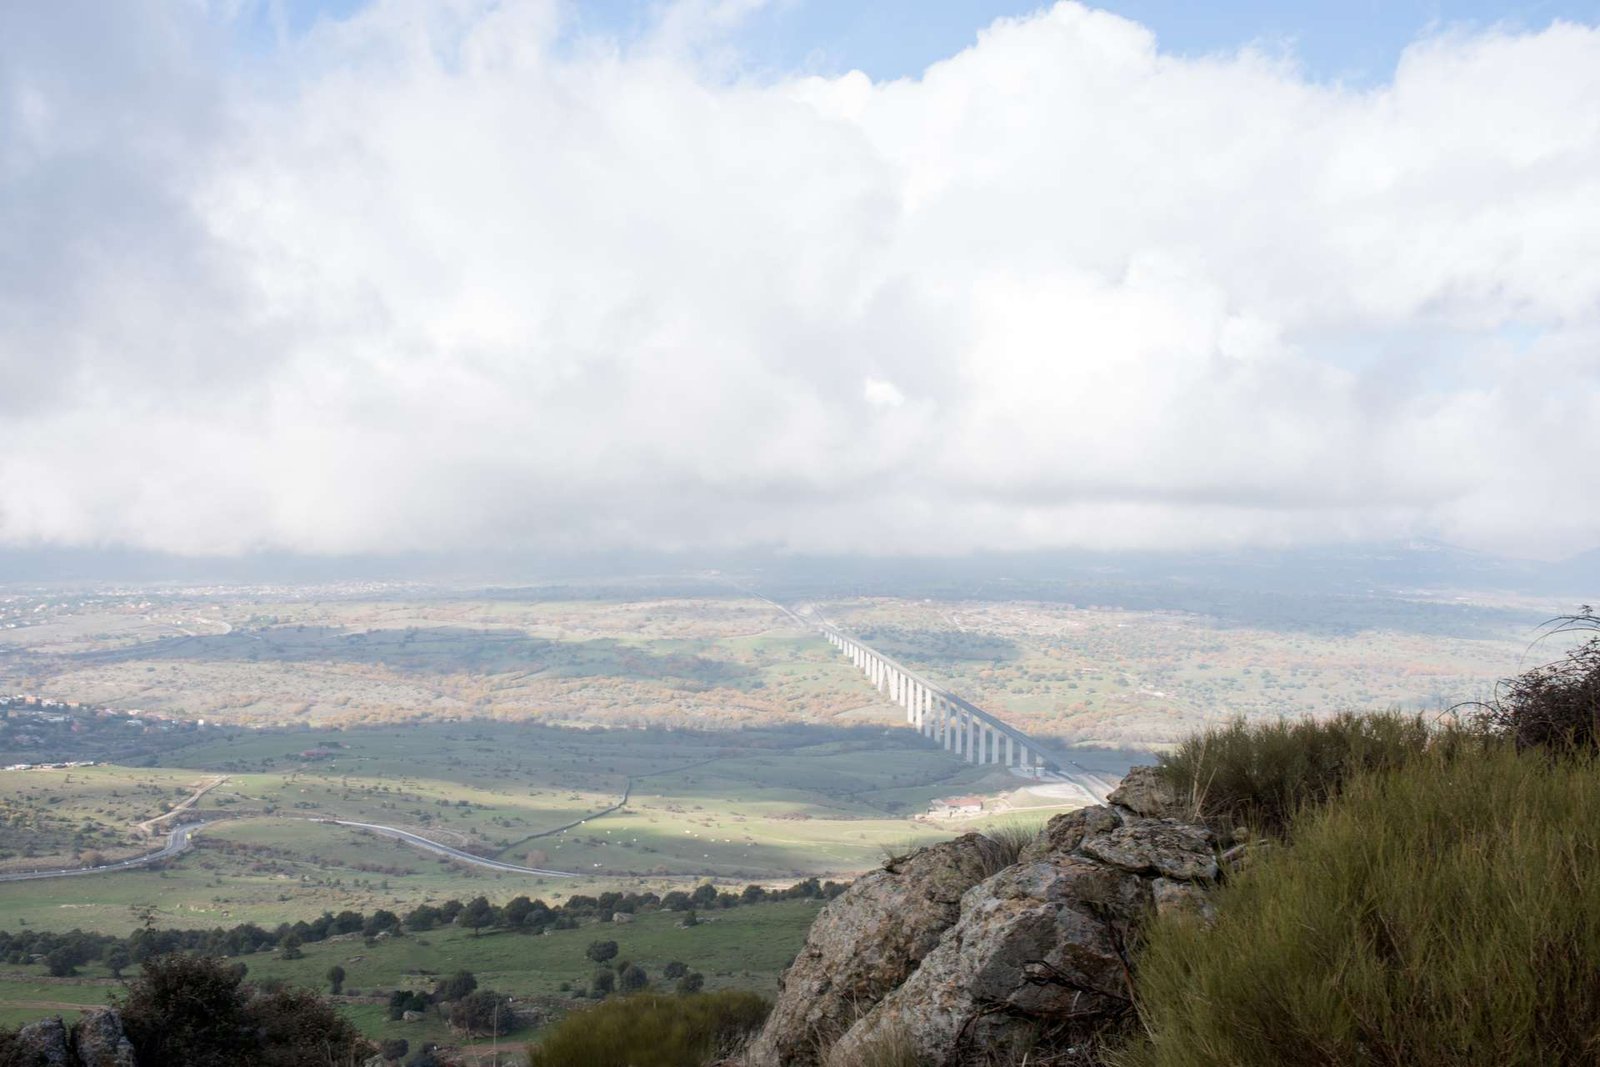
<box><xmin>2</xmin><ymin>1</ymin><xmax>1599</xmax><ymax>558</ymax></box>
<box><xmin>863</xmin><ymin>377</ymin><xmax>905</xmax><ymax>409</ymax></box>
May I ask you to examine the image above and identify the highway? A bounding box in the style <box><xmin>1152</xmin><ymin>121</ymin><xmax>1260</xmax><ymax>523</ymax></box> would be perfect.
<box><xmin>322</xmin><ymin>820</ymin><xmax>579</xmax><ymax>878</ymax></box>
<box><xmin>0</xmin><ymin>820</ymin><xmax>209</xmax><ymax>883</ymax></box>
<box><xmin>0</xmin><ymin>817</ymin><xmax>581</xmax><ymax>883</ymax></box>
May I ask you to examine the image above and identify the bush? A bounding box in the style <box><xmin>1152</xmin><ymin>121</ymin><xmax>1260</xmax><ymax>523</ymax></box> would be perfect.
<box><xmin>1118</xmin><ymin>744</ymin><xmax>1600</xmax><ymax>1067</ymax></box>
<box><xmin>248</xmin><ymin>985</ymin><xmax>373</xmax><ymax>1067</ymax></box>
<box><xmin>446</xmin><ymin>989</ymin><xmax>512</xmax><ymax>1037</ymax></box>
<box><xmin>119</xmin><ymin>953</ymin><xmax>373</xmax><ymax>1066</ymax></box>
<box><xmin>433</xmin><ymin>970</ymin><xmax>477</xmax><ymax>1002</ymax></box>
<box><xmin>977</xmin><ymin>820</ymin><xmax>1044</xmax><ymax>876</ymax></box>
<box><xmin>120</xmin><ymin>954</ymin><xmax>254</xmax><ymax>1066</ymax></box>
<box><xmin>1154</xmin><ymin>711</ymin><xmax>1441</xmax><ymax>835</ymax></box>
<box><xmin>1477</xmin><ymin>612</ymin><xmax>1600</xmax><ymax>754</ymax></box>
<box><xmin>527</xmin><ymin>990</ymin><xmax>769</xmax><ymax>1067</ymax></box>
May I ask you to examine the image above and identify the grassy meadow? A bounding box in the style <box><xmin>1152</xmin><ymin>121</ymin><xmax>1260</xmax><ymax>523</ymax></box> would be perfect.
<box><xmin>0</xmin><ymin>896</ymin><xmax>823</xmax><ymax>1051</ymax></box>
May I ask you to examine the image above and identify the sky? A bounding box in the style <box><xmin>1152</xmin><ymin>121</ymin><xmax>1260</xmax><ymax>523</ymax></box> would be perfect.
<box><xmin>2</xmin><ymin>0</ymin><xmax>1600</xmax><ymax>561</ymax></box>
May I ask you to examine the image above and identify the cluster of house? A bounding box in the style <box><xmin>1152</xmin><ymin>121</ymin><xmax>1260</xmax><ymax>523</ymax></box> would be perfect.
<box><xmin>928</xmin><ymin>795</ymin><xmax>986</xmax><ymax>818</ymax></box>
<box><xmin>4</xmin><ymin>759</ymin><xmax>97</xmax><ymax>772</ymax></box>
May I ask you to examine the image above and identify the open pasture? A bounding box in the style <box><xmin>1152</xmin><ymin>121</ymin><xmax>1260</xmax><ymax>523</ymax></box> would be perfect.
<box><xmin>0</xmin><ymin>721</ymin><xmax>1045</xmax><ymax>933</ymax></box>
<box><xmin>0</xmin><ymin>897</ymin><xmax>822</xmax><ymax>1048</ymax></box>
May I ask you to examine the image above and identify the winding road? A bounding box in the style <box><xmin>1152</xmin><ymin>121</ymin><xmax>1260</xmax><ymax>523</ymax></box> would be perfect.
<box><xmin>0</xmin><ymin>817</ymin><xmax>582</xmax><ymax>883</ymax></box>
<box><xmin>322</xmin><ymin>820</ymin><xmax>578</xmax><ymax>878</ymax></box>
<box><xmin>0</xmin><ymin>821</ymin><xmax>211</xmax><ymax>883</ymax></box>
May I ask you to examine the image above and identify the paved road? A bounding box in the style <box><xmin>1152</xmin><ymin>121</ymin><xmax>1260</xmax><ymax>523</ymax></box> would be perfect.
<box><xmin>0</xmin><ymin>821</ymin><xmax>209</xmax><ymax>883</ymax></box>
<box><xmin>0</xmin><ymin>816</ymin><xmax>582</xmax><ymax>883</ymax></box>
<box><xmin>321</xmin><ymin>820</ymin><xmax>579</xmax><ymax>878</ymax></box>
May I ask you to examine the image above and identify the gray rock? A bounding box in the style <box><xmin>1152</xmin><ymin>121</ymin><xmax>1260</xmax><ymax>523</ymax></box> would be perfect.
<box><xmin>829</xmin><ymin>858</ymin><xmax>1152</xmax><ymax>1066</ymax></box>
<box><xmin>1151</xmin><ymin>876</ymin><xmax>1216</xmax><ymax>922</ymax></box>
<box><xmin>71</xmin><ymin>1008</ymin><xmax>136</xmax><ymax>1067</ymax></box>
<box><xmin>744</xmin><ymin>834</ymin><xmax>999</xmax><ymax>1067</ymax></box>
<box><xmin>15</xmin><ymin>1017</ymin><xmax>71</xmax><ymax>1067</ymax></box>
<box><xmin>1078</xmin><ymin>820</ymin><xmax>1218</xmax><ymax>883</ymax></box>
<box><xmin>1017</xmin><ymin>805</ymin><xmax>1122</xmax><ymax>863</ymax></box>
<box><xmin>1106</xmin><ymin>765</ymin><xmax>1189</xmax><ymax>820</ymax></box>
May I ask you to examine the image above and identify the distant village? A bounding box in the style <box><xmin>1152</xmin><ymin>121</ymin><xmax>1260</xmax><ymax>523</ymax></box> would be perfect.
<box><xmin>0</xmin><ymin>692</ymin><xmax>214</xmax><ymax>767</ymax></box>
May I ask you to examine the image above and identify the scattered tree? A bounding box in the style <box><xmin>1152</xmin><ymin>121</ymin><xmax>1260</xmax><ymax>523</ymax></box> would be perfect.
<box><xmin>433</xmin><ymin>970</ymin><xmax>477</xmax><ymax>1003</ymax></box>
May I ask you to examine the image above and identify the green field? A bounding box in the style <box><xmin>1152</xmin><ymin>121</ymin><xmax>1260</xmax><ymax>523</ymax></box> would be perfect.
<box><xmin>0</xmin><ymin>720</ymin><xmax>1055</xmax><ymax>934</ymax></box>
<box><xmin>0</xmin><ymin>897</ymin><xmax>822</xmax><ymax>1052</ymax></box>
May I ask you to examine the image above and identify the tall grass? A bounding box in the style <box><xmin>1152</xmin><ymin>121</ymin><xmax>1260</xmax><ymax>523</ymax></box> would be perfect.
<box><xmin>1153</xmin><ymin>711</ymin><xmax>1443</xmax><ymax>835</ymax></box>
<box><xmin>825</xmin><ymin>1021</ymin><xmax>925</xmax><ymax>1067</ymax></box>
<box><xmin>979</xmin><ymin>821</ymin><xmax>1045</xmax><ymax>875</ymax></box>
<box><xmin>525</xmin><ymin>990</ymin><xmax>769</xmax><ymax>1067</ymax></box>
<box><xmin>1116</xmin><ymin>744</ymin><xmax>1600</xmax><ymax>1067</ymax></box>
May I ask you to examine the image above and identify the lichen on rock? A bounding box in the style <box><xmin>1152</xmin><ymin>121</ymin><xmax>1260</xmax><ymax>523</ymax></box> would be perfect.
<box><xmin>747</xmin><ymin>766</ymin><xmax>1221</xmax><ymax>1067</ymax></box>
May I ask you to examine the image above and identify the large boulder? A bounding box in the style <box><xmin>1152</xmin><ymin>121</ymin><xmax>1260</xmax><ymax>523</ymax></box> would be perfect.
<box><xmin>14</xmin><ymin>1017</ymin><xmax>72</xmax><ymax>1067</ymax></box>
<box><xmin>1078</xmin><ymin>821</ymin><xmax>1219</xmax><ymax>882</ymax></box>
<box><xmin>1017</xmin><ymin>805</ymin><xmax>1123</xmax><ymax>864</ymax></box>
<box><xmin>744</xmin><ymin>834</ymin><xmax>1000</xmax><ymax>1067</ymax></box>
<box><xmin>824</xmin><ymin>809</ymin><xmax>1219</xmax><ymax>1067</ymax></box>
<box><xmin>1105</xmin><ymin>765</ymin><xmax>1188</xmax><ymax>821</ymax></box>
<box><xmin>71</xmin><ymin>1008</ymin><xmax>137</xmax><ymax>1067</ymax></box>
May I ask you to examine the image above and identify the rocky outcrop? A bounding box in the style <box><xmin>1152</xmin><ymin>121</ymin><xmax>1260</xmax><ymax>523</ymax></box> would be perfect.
<box><xmin>71</xmin><ymin>1009</ymin><xmax>136</xmax><ymax>1067</ymax></box>
<box><xmin>743</xmin><ymin>833</ymin><xmax>1000</xmax><ymax>1067</ymax></box>
<box><xmin>1105</xmin><ymin>765</ymin><xmax>1188</xmax><ymax>821</ymax></box>
<box><xmin>8</xmin><ymin>1010</ymin><xmax>137</xmax><ymax>1067</ymax></box>
<box><xmin>749</xmin><ymin>768</ymin><xmax>1221</xmax><ymax>1067</ymax></box>
<box><xmin>15</xmin><ymin>1017</ymin><xmax>72</xmax><ymax>1066</ymax></box>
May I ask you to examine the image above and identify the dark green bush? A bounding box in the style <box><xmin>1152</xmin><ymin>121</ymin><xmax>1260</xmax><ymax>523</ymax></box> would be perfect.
<box><xmin>1479</xmin><ymin>614</ymin><xmax>1600</xmax><ymax>754</ymax></box>
<box><xmin>526</xmin><ymin>990</ymin><xmax>769</xmax><ymax>1067</ymax></box>
<box><xmin>1154</xmin><ymin>711</ymin><xmax>1444</xmax><ymax>834</ymax></box>
<box><xmin>119</xmin><ymin>953</ymin><xmax>373</xmax><ymax>1067</ymax></box>
<box><xmin>445</xmin><ymin>989</ymin><xmax>512</xmax><ymax>1037</ymax></box>
<box><xmin>1119</xmin><ymin>744</ymin><xmax>1600</xmax><ymax>1067</ymax></box>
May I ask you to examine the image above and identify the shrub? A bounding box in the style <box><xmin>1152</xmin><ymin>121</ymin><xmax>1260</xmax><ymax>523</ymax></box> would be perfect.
<box><xmin>119</xmin><ymin>953</ymin><xmax>373</xmax><ymax>1066</ymax></box>
<box><xmin>432</xmin><ymin>970</ymin><xmax>476</xmax><ymax>1002</ymax></box>
<box><xmin>977</xmin><ymin>820</ymin><xmax>1044</xmax><ymax>876</ymax></box>
<box><xmin>1154</xmin><ymin>710</ymin><xmax>1440</xmax><ymax>834</ymax></box>
<box><xmin>618</xmin><ymin>964</ymin><xmax>648</xmax><ymax>992</ymax></box>
<box><xmin>446</xmin><ymin>989</ymin><xmax>512</xmax><ymax>1037</ymax></box>
<box><xmin>527</xmin><ymin>990</ymin><xmax>769</xmax><ymax>1067</ymax></box>
<box><xmin>1476</xmin><ymin>611</ymin><xmax>1600</xmax><ymax>754</ymax></box>
<box><xmin>1118</xmin><ymin>744</ymin><xmax>1600</xmax><ymax>1066</ymax></box>
<box><xmin>248</xmin><ymin>985</ymin><xmax>373</xmax><ymax>1067</ymax></box>
<box><xmin>120</xmin><ymin>954</ymin><xmax>254</xmax><ymax>1066</ymax></box>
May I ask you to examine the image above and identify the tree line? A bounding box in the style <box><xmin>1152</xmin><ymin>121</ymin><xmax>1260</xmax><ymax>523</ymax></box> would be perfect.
<box><xmin>0</xmin><ymin>875</ymin><xmax>849</xmax><ymax>977</ymax></box>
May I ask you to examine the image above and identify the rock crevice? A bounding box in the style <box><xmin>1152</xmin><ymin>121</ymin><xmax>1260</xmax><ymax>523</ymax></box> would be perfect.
<box><xmin>747</xmin><ymin>769</ymin><xmax>1218</xmax><ymax>1067</ymax></box>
